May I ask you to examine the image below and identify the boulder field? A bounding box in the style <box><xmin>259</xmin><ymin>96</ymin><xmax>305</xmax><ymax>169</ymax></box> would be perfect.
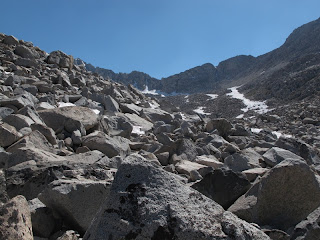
<box><xmin>0</xmin><ymin>33</ymin><xmax>320</xmax><ymax>239</ymax></box>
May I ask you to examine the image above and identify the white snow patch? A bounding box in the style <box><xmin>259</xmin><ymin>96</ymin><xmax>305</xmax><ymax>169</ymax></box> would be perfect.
<box><xmin>236</xmin><ymin>114</ymin><xmax>244</xmax><ymax>119</ymax></box>
<box><xmin>226</xmin><ymin>86</ymin><xmax>270</xmax><ymax>114</ymax></box>
<box><xmin>91</xmin><ymin>109</ymin><xmax>100</xmax><ymax>115</ymax></box>
<box><xmin>272</xmin><ymin>131</ymin><xmax>292</xmax><ymax>139</ymax></box>
<box><xmin>206</xmin><ymin>94</ymin><xmax>218</xmax><ymax>100</ymax></box>
<box><xmin>251</xmin><ymin>128</ymin><xmax>263</xmax><ymax>133</ymax></box>
<box><xmin>132</xmin><ymin>126</ymin><xmax>145</xmax><ymax>135</ymax></box>
<box><xmin>141</xmin><ymin>86</ymin><xmax>158</xmax><ymax>95</ymax></box>
<box><xmin>58</xmin><ymin>102</ymin><xmax>76</xmax><ymax>108</ymax></box>
<box><xmin>141</xmin><ymin>86</ymin><xmax>189</xmax><ymax>97</ymax></box>
<box><xmin>193</xmin><ymin>107</ymin><xmax>210</xmax><ymax>115</ymax></box>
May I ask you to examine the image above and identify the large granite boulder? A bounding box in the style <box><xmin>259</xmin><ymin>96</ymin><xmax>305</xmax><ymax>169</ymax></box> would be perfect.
<box><xmin>83</xmin><ymin>154</ymin><xmax>269</xmax><ymax>239</ymax></box>
<box><xmin>228</xmin><ymin>159</ymin><xmax>320</xmax><ymax>231</ymax></box>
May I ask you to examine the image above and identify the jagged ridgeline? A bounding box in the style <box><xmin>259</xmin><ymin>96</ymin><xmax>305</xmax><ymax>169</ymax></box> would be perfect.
<box><xmin>0</xmin><ymin>18</ymin><xmax>320</xmax><ymax>240</ymax></box>
<box><xmin>77</xmin><ymin>17</ymin><xmax>320</xmax><ymax>100</ymax></box>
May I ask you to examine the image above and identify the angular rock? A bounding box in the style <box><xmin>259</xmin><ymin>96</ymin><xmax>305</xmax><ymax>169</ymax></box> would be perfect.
<box><xmin>2</xmin><ymin>113</ymin><xmax>34</xmax><ymax>130</ymax></box>
<box><xmin>28</xmin><ymin>198</ymin><xmax>56</xmax><ymax>238</ymax></box>
<box><xmin>206</xmin><ymin>118</ymin><xmax>233</xmax><ymax>137</ymax></box>
<box><xmin>102</xmin><ymin>115</ymin><xmax>133</xmax><ymax>138</ymax></box>
<box><xmin>0</xmin><ymin>93</ymin><xmax>37</xmax><ymax>110</ymax></box>
<box><xmin>0</xmin><ymin>107</ymin><xmax>14</xmax><ymax>119</ymax></box>
<box><xmin>228</xmin><ymin>159</ymin><xmax>320</xmax><ymax>231</ymax></box>
<box><xmin>224</xmin><ymin>153</ymin><xmax>253</xmax><ymax>172</ymax></box>
<box><xmin>0</xmin><ymin>195</ymin><xmax>33</xmax><ymax>240</ymax></box>
<box><xmin>276</xmin><ymin>137</ymin><xmax>320</xmax><ymax>165</ymax></box>
<box><xmin>3</xmin><ymin>35</ymin><xmax>19</xmax><ymax>45</ymax></box>
<box><xmin>82</xmin><ymin>131</ymin><xmax>131</xmax><ymax>158</ymax></box>
<box><xmin>175</xmin><ymin>160</ymin><xmax>210</xmax><ymax>176</ymax></box>
<box><xmin>291</xmin><ymin>205</ymin><xmax>320</xmax><ymax>240</ymax></box>
<box><xmin>262</xmin><ymin>147</ymin><xmax>304</xmax><ymax>167</ymax></box>
<box><xmin>141</xmin><ymin>107</ymin><xmax>173</xmax><ymax>123</ymax></box>
<box><xmin>242</xmin><ymin>168</ymin><xmax>268</xmax><ymax>182</ymax></box>
<box><xmin>31</xmin><ymin>123</ymin><xmax>57</xmax><ymax>145</ymax></box>
<box><xmin>14</xmin><ymin>45</ymin><xmax>40</xmax><ymax>59</ymax></box>
<box><xmin>6</xmin><ymin>130</ymin><xmax>53</xmax><ymax>154</ymax></box>
<box><xmin>0</xmin><ymin>122</ymin><xmax>22</xmax><ymax>147</ymax></box>
<box><xmin>192</xmin><ymin>168</ymin><xmax>251</xmax><ymax>209</ymax></box>
<box><xmin>194</xmin><ymin>155</ymin><xmax>224</xmax><ymax>169</ymax></box>
<box><xmin>38</xmin><ymin>178</ymin><xmax>112</xmax><ymax>234</ymax></box>
<box><xmin>84</xmin><ymin>154</ymin><xmax>269</xmax><ymax>239</ymax></box>
<box><xmin>46</xmin><ymin>50</ymin><xmax>73</xmax><ymax>69</ymax></box>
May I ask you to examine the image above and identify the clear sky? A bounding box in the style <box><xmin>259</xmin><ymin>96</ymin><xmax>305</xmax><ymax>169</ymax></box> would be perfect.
<box><xmin>1</xmin><ymin>0</ymin><xmax>320</xmax><ymax>79</ymax></box>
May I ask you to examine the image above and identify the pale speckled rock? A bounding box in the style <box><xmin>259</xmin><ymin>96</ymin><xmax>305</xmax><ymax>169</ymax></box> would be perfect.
<box><xmin>84</xmin><ymin>154</ymin><xmax>269</xmax><ymax>240</ymax></box>
<box><xmin>0</xmin><ymin>195</ymin><xmax>33</xmax><ymax>240</ymax></box>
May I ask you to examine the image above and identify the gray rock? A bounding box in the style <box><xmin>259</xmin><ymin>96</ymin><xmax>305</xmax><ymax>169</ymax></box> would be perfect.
<box><xmin>206</xmin><ymin>118</ymin><xmax>233</xmax><ymax>137</ymax></box>
<box><xmin>6</xmin><ymin>130</ymin><xmax>53</xmax><ymax>154</ymax></box>
<box><xmin>0</xmin><ymin>195</ymin><xmax>33</xmax><ymax>240</ymax></box>
<box><xmin>38</xmin><ymin>106</ymin><xmax>99</xmax><ymax>132</ymax></box>
<box><xmin>38</xmin><ymin>178</ymin><xmax>112</xmax><ymax>234</ymax></box>
<box><xmin>175</xmin><ymin>160</ymin><xmax>211</xmax><ymax>176</ymax></box>
<box><xmin>3</xmin><ymin>35</ymin><xmax>19</xmax><ymax>45</ymax></box>
<box><xmin>46</xmin><ymin>50</ymin><xmax>73</xmax><ymax>69</ymax></box>
<box><xmin>194</xmin><ymin>155</ymin><xmax>224</xmax><ymax>169</ymax></box>
<box><xmin>14</xmin><ymin>45</ymin><xmax>40</xmax><ymax>59</ymax></box>
<box><xmin>82</xmin><ymin>131</ymin><xmax>131</xmax><ymax>158</ymax></box>
<box><xmin>141</xmin><ymin>107</ymin><xmax>173</xmax><ymax>123</ymax></box>
<box><xmin>17</xmin><ymin>106</ymin><xmax>44</xmax><ymax>125</ymax></box>
<box><xmin>0</xmin><ymin>107</ymin><xmax>14</xmax><ymax>119</ymax></box>
<box><xmin>28</xmin><ymin>198</ymin><xmax>56</xmax><ymax>238</ymax></box>
<box><xmin>31</xmin><ymin>123</ymin><xmax>57</xmax><ymax>145</ymax></box>
<box><xmin>242</xmin><ymin>168</ymin><xmax>268</xmax><ymax>182</ymax></box>
<box><xmin>102</xmin><ymin>115</ymin><xmax>133</xmax><ymax>138</ymax></box>
<box><xmin>0</xmin><ymin>169</ymin><xmax>9</xmax><ymax>203</ymax></box>
<box><xmin>83</xmin><ymin>154</ymin><xmax>269</xmax><ymax>240</ymax></box>
<box><xmin>0</xmin><ymin>93</ymin><xmax>38</xmax><ymax>110</ymax></box>
<box><xmin>71</xmin><ymin>130</ymin><xmax>82</xmax><ymax>145</ymax></box>
<box><xmin>224</xmin><ymin>153</ymin><xmax>253</xmax><ymax>172</ymax></box>
<box><xmin>262</xmin><ymin>147</ymin><xmax>304</xmax><ymax>167</ymax></box>
<box><xmin>291</xmin><ymin>205</ymin><xmax>320</xmax><ymax>240</ymax></box>
<box><xmin>3</xmin><ymin>113</ymin><xmax>34</xmax><ymax>130</ymax></box>
<box><xmin>0</xmin><ymin>122</ymin><xmax>22</xmax><ymax>147</ymax></box>
<box><xmin>192</xmin><ymin>168</ymin><xmax>251</xmax><ymax>209</ymax></box>
<box><xmin>228</xmin><ymin>159</ymin><xmax>320</xmax><ymax>231</ymax></box>
<box><xmin>176</xmin><ymin>138</ymin><xmax>198</xmax><ymax>161</ymax></box>
<box><xmin>275</xmin><ymin>137</ymin><xmax>320</xmax><ymax>165</ymax></box>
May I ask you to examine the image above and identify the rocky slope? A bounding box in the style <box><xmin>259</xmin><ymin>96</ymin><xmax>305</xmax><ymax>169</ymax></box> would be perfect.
<box><xmin>1</xmin><ymin>33</ymin><xmax>320</xmax><ymax>240</ymax></box>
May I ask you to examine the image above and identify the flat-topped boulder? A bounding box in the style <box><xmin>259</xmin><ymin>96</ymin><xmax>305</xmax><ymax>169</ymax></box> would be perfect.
<box><xmin>38</xmin><ymin>106</ymin><xmax>99</xmax><ymax>132</ymax></box>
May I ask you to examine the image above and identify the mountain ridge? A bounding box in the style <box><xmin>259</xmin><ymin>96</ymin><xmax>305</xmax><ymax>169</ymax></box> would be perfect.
<box><xmin>76</xmin><ymin>17</ymin><xmax>320</xmax><ymax>98</ymax></box>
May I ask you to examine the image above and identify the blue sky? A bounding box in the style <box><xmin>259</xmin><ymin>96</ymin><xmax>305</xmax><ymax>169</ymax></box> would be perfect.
<box><xmin>1</xmin><ymin>1</ymin><xmax>320</xmax><ymax>79</ymax></box>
